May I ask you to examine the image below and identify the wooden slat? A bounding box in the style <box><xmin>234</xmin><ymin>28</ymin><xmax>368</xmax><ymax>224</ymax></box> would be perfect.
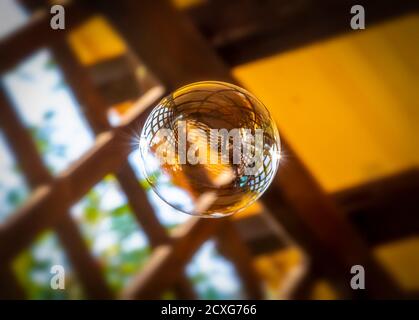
<box><xmin>0</xmin><ymin>266</ymin><xmax>25</xmax><ymax>299</ymax></box>
<box><xmin>123</xmin><ymin>218</ymin><xmax>224</xmax><ymax>299</ymax></box>
<box><xmin>0</xmin><ymin>1</ymin><xmax>92</xmax><ymax>74</ymax></box>
<box><xmin>185</xmin><ymin>0</ymin><xmax>419</xmax><ymax>66</ymax></box>
<box><xmin>115</xmin><ymin>164</ymin><xmax>170</xmax><ymax>246</ymax></box>
<box><xmin>98</xmin><ymin>0</ymin><xmax>403</xmax><ymax>298</ymax></box>
<box><xmin>336</xmin><ymin>168</ymin><xmax>419</xmax><ymax>246</ymax></box>
<box><xmin>0</xmin><ymin>88</ymin><xmax>113</xmax><ymax>299</ymax></box>
<box><xmin>0</xmin><ymin>91</ymin><xmax>52</xmax><ymax>298</ymax></box>
<box><xmin>234</xmin><ymin>212</ymin><xmax>287</xmax><ymax>256</ymax></box>
<box><xmin>287</xmin><ymin>271</ymin><xmax>318</xmax><ymax>300</ymax></box>
<box><xmin>51</xmin><ymin>44</ymin><xmax>110</xmax><ymax>134</ymax></box>
<box><xmin>55</xmin><ymin>215</ymin><xmax>114</xmax><ymax>299</ymax></box>
<box><xmin>0</xmin><ymin>90</ymin><xmax>50</xmax><ymax>186</ymax></box>
<box><xmin>216</xmin><ymin>221</ymin><xmax>264</xmax><ymax>299</ymax></box>
<box><xmin>17</xmin><ymin>0</ymin><xmax>50</xmax><ymax>12</ymax></box>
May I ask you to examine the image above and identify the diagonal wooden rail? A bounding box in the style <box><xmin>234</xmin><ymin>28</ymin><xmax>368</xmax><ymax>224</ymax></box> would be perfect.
<box><xmin>0</xmin><ymin>88</ymin><xmax>113</xmax><ymax>299</ymax></box>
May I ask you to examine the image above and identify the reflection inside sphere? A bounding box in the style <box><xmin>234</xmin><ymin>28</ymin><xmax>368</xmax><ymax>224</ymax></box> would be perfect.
<box><xmin>138</xmin><ymin>81</ymin><xmax>280</xmax><ymax>218</ymax></box>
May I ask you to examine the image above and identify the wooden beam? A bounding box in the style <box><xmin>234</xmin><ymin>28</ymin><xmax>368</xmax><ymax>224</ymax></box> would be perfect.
<box><xmin>185</xmin><ymin>0</ymin><xmax>419</xmax><ymax>66</ymax></box>
<box><xmin>287</xmin><ymin>271</ymin><xmax>318</xmax><ymax>300</ymax></box>
<box><xmin>123</xmin><ymin>218</ymin><xmax>224</xmax><ymax>299</ymax></box>
<box><xmin>0</xmin><ymin>2</ymin><xmax>93</xmax><ymax>74</ymax></box>
<box><xmin>0</xmin><ymin>90</ymin><xmax>50</xmax><ymax>186</ymax></box>
<box><xmin>0</xmin><ymin>88</ymin><xmax>113</xmax><ymax>299</ymax></box>
<box><xmin>234</xmin><ymin>213</ymin><xmax>287</xmax><ymax>256</ymax></box>
<box><xmin>0</xmin><ymin>266</ymin><xmax>25</xmax><ymax>299</ymax></box>
<box><xmin>216</xmin><ymin>221</ymin><xmax>264</xmax><ymax>299</ymax></box>
<box><xmin>17</xmin><ymin>0</ymin><xmax>50</xmax><ymax>12</ymax></box>
<box><xmin>115</xmin><ymin>164</ymin><xmax>170</xmax><ymax>247</ymax></box>
<box><xmin>237</xmin><ymin>168</ymin><xmax>419</xmax><ymax>254</ymax></box>
<box><xmin>55</xmin><ymin>215</ymin><xmax>114</xmax><ymax>299</ymax></box>
<box><xmin>336</xmin><ymin>168</ymin><xmax>419</xmax><ymax>246</ymax></box>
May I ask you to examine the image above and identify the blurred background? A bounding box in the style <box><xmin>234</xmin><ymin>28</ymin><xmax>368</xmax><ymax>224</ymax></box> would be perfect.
<box><xmin>0</xmin><ymin>0</ymin><xmax>418</xmax><ymax>299</ymax></box>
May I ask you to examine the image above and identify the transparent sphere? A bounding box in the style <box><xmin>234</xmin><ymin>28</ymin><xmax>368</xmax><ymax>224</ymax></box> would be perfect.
<box><xmin>139</xmin><ymin>81</ymin><xmax>280</xmax><ymax>218</ymax></box>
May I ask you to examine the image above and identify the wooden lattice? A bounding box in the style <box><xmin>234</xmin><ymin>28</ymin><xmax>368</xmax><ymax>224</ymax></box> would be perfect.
<box><xmin>0</xmin><ymin>0</ymin><xmax>404</xmax><ymax>300</ymax></box>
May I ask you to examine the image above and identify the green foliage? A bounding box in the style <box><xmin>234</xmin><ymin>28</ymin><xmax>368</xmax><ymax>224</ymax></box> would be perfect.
<box><xmin>6</xmin><ymin>188</ymin><xmax>25</xmax><ymax>207</ymax></box>
<box><xmin>189</xmin><ymin>272</ymin><xmax>225</xmax><ymax>300</ymax></box>
<box><xmin>75</xmin><ymin>176</ymin><xmax>152</xmax><ymax>293</ymax></box>
<box><xmin>28</xmin><ymin>111</ymin><xmax>67</xmax><ymax>172</ymax></box>
<box><xmin>13</xmin><ymin>232</ymin><xmax>84</xmax><ymax>300</ymax></box>
<box><xmin>43</xmin><ymin>57</ymin><xmax>56</xmax><ymax>70</ymax></box>
<box><xmin>162</xmin><ymin>291</ymin><xmax>176</xmax><ymax>300</ymax></box>
<box><xmin>105</xmin><ymin>246</ymin><xmax>151</xmax><ymax>292</ymax></box>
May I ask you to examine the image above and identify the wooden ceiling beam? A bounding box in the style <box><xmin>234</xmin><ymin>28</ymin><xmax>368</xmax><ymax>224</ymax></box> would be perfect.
<box><xmin>185</xmin><ymin>0</ymin><xmax>419</xmax><ymax>66</ymax></box>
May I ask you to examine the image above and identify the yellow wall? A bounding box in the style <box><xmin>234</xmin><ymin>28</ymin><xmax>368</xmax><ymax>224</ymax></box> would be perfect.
<box><xmin>375</xmin><ymin>236</ymin><xmax>419</xmax><ymax>291</ymax></box>
<box><xmin>68</xmin><ymin>16</ymin><xmax>127</xmax><ymax>66</ymax></box>
<box><xmin>234</xmin><ymin>14</ymin><xmax>419</xmax><ymax>193</ymax></box>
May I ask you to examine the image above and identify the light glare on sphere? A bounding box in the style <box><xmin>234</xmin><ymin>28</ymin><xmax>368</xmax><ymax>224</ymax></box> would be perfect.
<box><xmin>138</xmin><ymin>81</ymin><xmax>280</xmax><ymax>218</ymax></box>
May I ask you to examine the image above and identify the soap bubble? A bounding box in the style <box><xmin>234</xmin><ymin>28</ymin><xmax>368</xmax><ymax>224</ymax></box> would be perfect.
<box><xmin>138</xmin><ymin>81</ymin><xmax>280</xmax><ymax>218</ymax></box>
